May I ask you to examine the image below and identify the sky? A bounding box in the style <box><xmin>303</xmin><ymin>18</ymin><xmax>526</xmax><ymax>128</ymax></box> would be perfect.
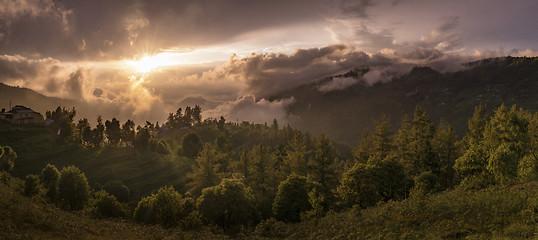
<box><xmin>1</xmin><ymin>0</ymin><xmax>537</xmax><ymax>125</ymax></box>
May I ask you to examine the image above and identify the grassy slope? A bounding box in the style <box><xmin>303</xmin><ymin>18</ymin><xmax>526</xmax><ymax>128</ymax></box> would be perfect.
<box><xmin>0</xmin><ymin>177</ymin><xmax>225</xmax><ymax>240</ymax></box>
<box><xmin>0</xmin><ymin>123</ymin><xmax>188</xmax><ymax>199</ymax></box>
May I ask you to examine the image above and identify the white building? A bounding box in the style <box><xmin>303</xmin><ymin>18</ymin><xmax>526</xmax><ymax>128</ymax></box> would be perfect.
<box><xmin>0</xmin><ymin>105</ymin><xmax>42</xmax><ymax>125</ymax></box>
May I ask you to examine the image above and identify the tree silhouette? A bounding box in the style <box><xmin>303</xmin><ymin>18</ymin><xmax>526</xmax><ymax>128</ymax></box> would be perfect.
<box><xmin>105</xmin><ymin>118</ymin><xmax>122</xmax><ymax>145</ymax></box>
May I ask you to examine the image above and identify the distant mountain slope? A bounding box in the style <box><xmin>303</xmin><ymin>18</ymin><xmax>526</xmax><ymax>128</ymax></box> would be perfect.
<box><xmin>276</xmin><ymin>57</ymin><xmax>538</xmax><ymax>145</ymax></box>
<box><xmin>0</xmin><ymin>83</ymin><xmax>77</xmax><ymax>115</ymax></box>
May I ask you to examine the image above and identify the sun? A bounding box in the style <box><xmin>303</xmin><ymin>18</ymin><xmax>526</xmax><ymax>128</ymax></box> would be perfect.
<box><xmin>126</xmin><ymin>53</ymin><xmax>177</xmax><ymax>73</ymax></box>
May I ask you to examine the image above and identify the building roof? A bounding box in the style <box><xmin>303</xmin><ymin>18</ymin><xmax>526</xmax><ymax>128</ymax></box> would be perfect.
<box><xmin>7</xmin><ymin>105</ymin><xmax>39</xmax><ymax>114</ymax></box>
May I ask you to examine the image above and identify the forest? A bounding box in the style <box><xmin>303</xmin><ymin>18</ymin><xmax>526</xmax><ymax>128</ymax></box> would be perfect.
<box><xmin>0</xmin><ymin>103</ymin><xmax>537</xmax><ymax>239</ymax></box>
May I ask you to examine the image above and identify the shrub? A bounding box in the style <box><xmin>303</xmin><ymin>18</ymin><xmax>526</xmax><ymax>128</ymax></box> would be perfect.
<box><xmin>57</xmin><ymin>165</ymin><xmax>90</xmax><ymax>210</ymax></box>
<box><xmin>103</xmin><ymin>181</ymin><xmax>130</xmax><ymax>202</ymax></box>
<box><xmin>255</xmin><ymin>218</ymin><xmax>287</xmax><ymax>238</ymax></box>
<box><xmin>91</xmin><ymin>190</ymin><xmax>125</xmax><ymax>218</ymax></box>
<box><xmin>133</xmin><ymin>195</ymin><xmax>155</xmax><ymax>224</ymax></box>
<box><xmin>149</xmin><ymin>139</ymin><xmax>170</xmax><ymax>154</ymax></box>
<box><xmin>0</xmin><ymin>146</ymin><xmax>17</xmax><ymax>172</ymax></box>
<box><xmin>41</xmin><ymin>164</ymin><xmax>60</xmax><ymax>201</ymax></box>
<box><xmin>411</xmin><ymin>171</ymin><xmax>441</xmax><ymax>196</ymax></box>
<box><xmin>0</xmin><ymin>171</ymin><xmax>10</xmax><ymax>186</ymax></box>
<box><xmin>24</xmin><ymin>174</ymin><xmax>40</xmax><ymax>196</ymax></box>
<box><xmin>133</xmin><ymin>186</ymin><xmax>185</xmax><ymax>228</ymax></box>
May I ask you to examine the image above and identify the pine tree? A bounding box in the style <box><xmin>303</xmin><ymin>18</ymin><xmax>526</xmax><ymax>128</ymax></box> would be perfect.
<box><xmin>248</xmin><ymin>144</ymin><xmax>277</xmax><ymax>219</ymax></box>
<box><xmin>354</xmin><ymin>129</ymin><xmax>372</xmax><ymax>164</ymax></box>
<box><xmin>408</xmin><ymin>106</ymin><xmax>437</xmax><ymax>176</ymax></box>
<box><xmin>308</xmin><ymin>134</ymin><xmax>337</xmax><ymax>190</ymax></box>
<box><xmin>286</xmin><ymin>132</ymin><xmax>308</xmax><ymax>176</ymax></box>
<box><xmin>432</xmin><ymin>119</ymin><xmax>457</xmax><ymax>189</ymax></box>
<box><xmin>187</xmin><ymin>144</ymin><xmax>222</xmax><ymax>197</ymax></box>
<box><xmin>395</xmin><ymin>113</ymin><xmax>413</xmax><ymax>173</ymax></box>
<box><xmin>371</xmin><ymin>114</ymin><xmax>393</xmax><ymax>157</ymax></box>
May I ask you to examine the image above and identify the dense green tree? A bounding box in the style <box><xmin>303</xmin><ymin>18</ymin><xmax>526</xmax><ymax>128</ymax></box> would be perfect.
<box><xmin>197</xmin><ymin>179</ymin><xmax>256</xmax><ymax>233</ymax></box>
<box><xmin>433</xmin><ymin>119</ymin><xmax>458</xmax><ymax>189</ymax></box>
<box><xmin>187</xmin><ymin>143</ymin><xmax>222</xmax><ymax>197</ymax></box>
<box><xmin>308</xmin><ymin>135</ymin><xmax>337</xmax><ymax>190</ymax></box>
<box><xmin>285</xmin><ymin>132</ymin><xmax>308</xmax><ymax>175</ymax></box>
<box><xmin>0</xmin><ymin>145</ymin><xmax>16</xmax><ymax>172</ymax></box>
<box><xmin>272</xmin><ymin>174</ymin><xmax>311</xmax><ymax>223</ymax></box>
<box><xmin>338</xmin><ymin>162</ymin><xmax>379</xmax><ymax>208</ymax></box>
<box><xmin>91</xmin><ymin>190</ymin><xmax>125</xmax><ymax>219</ymax></box>
<box><xmin>152</xmin><ymin>186</ymin><xmax>184</xmax><ymax>227</ymax></box>
<box><xmin>248</xmin><ymin>144</ymin><xmax>278</xmax><ymax>219</ymax></box>
<box><xmin>181</xmin><ymin>132</ymin><xmax>203</xmax><ymax>158</ymax></box>
<box><xmin>395</xmin><ymin>114</ymin><xmax>413</xmax><ymax>171</ymax></box>
<box><xmin>371</xmin><ymin>114</ymin><xmax>393</xmax><ymax>158</ymax></box>
<box><xmin>41</xmin><ymin>164</ymin><xmax>60</xmax><ymax>201</ymax></box>
<box><xmin>133</xmin><ymin>186</ymin><xmax>185</xmax><ymax>227</ymax></box>
<box><xmin>353</xmin><ymin>130</ymin><xmax>373</xmax><ymax>164</ymax></box>
<box><xmin>462</xmin><ymin>104</ymin><xmax>487</xmax><ymax>148</ymax></box>
<box><xmin>411</xmin><ymin>171</ymin><xmax>441</xmax><ymax>196</ymax></box>
<box><xmin>454</xmin><ymin>105</ymin><xmax>490</xmax><ymax>186</ymax></box>
<box><xmin>338</xmin><ymin>154</ymin><xmax>409</xmax><ymax>208</ymax></box>
<box><xmin>105</xmin><ymin>118</ymin><xmax>122</xmax><ymax>145</ymax></box>
<box><xmin>215</xmin><ymin>134</ymin><xmax>230</xmax><ymax>153</ymax></box>
<box><xmin>456</xmin><ymin>104</ymin><xmax>533</xmax><ymax>187</ymax></box>
<box><xmin>520</xmin><ymin>112</ymin><xmax>538</xmax><ymax>181</ymax></box>
<box><xmin>409</xmin><ymin>106</ymin><xmax>437</xmax><ymax>175</ymax></box>
<box><xmin>57</xmin><ymin>165</ymin><xmax>90</xmax><ymax>210</ymax></box>
<box><xmin>236</xmin><ymin>147</ymin><xmax>250</xmax><ymax>180</ymax></box>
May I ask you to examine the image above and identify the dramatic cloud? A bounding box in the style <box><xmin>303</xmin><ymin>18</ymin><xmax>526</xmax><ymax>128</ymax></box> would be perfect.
<box><xmin>318</xmin><ymin>77</ymin><xmax>360</xmax><ymax>92</ymax></box>
<box><xmin>1</xmin><ymin>0</ymin><xmax>537</xmax><ymax>125</ymax></box>
<box><xmin>204</xmin><ymin>95</ymin><xmax>295</xmax><ymax>125</ymax></box>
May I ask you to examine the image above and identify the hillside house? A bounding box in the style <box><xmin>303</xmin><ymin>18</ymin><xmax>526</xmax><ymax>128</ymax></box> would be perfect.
<box><xmin>0</xmin><ymin>105</ymin><xmax>42</xmax><ymax>125</ymax></box>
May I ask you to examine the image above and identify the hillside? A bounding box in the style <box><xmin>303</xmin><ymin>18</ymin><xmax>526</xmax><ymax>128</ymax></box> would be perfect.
<box><xmin>0</xmin><ymin>124</ymin><xmax>189</xmax><ymax>198</ymax></box>
<box><xmin>0</xmin><ymin>176</ymin><xmax>226</xmax><ymax>239</ymax></box>
<box><xmin>277</xmin><ymin>57</ymin><xmax>538</xmax><ymax>144</ymax></box>
<box><xmin>0</xmin><ymin>83</ymin><xmax>76</xmax><ymax>116</ymax></box>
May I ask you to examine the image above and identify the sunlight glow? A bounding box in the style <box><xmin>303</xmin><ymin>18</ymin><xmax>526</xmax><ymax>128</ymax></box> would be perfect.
<box><xmin>127</xmin><ymin>53</ymin><xmax>179</xmax><ymax>73</ymax></box>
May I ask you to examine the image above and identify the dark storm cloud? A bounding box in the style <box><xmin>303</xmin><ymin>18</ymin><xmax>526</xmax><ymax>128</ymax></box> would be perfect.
<box><xmin>66</xmin><ymin>69</ymin><xmax>84</xmax><ymax>97</ymax></box>
<box><xmin>0</xmin><ymin>0</ymin><xmax>373</xmax><ymax>60</ymax></box>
